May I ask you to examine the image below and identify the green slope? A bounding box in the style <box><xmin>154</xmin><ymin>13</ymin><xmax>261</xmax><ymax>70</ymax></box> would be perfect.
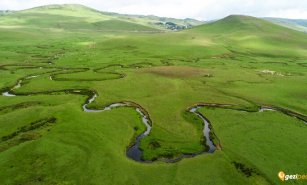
<box><xmin>0</xmin><ymin>8</ymin><xmax>307</xmax><ymax>185</ymax></box>
<box><xmin>264</xmin><ymin>17</ymin><xmax>307</xmax><ymax>32</ymax></box>
<box><xmin>192</xmin><ymin>15</ymin><xmax>307</xmax><ymax>37</ymax></box>
<box><xmin>0</xmin><ymin>4</ymin><xmax>158</xmax><ymax>31</ymax></box>
<box><xmin>190</xmin><ymin>15</ymin><xmax>307</xmax><ymax>58</ymax></box>
<box><xmin>0</xmin><ymin>4</ymin><xmax>203</xmax><ymax>31</ymax></box>
<box><xmin>104</xmin><ymin>12</ymin><xmax>204</xmax><ymax>30</ymax></box>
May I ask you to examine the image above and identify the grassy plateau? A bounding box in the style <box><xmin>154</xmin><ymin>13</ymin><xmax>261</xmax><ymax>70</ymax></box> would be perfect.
<box><xmin>0</xmin><ymin>4</ymin><xmax>306</xmax><ymax>185</ymax></box>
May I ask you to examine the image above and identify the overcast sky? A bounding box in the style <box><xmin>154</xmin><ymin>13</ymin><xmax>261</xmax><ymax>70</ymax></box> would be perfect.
<box><xmin>1</xmin><ymin>0</ymin><xmax>307</xmax><ymax>20</ymax></box>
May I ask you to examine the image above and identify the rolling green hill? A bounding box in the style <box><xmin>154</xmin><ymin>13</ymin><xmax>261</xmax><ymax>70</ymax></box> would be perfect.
<box><xmin>0</xmin><ymin>5</ymin><xmax>306</xmax><ymax>185</ymax></box>
<box><xmin>0</xmin><ymin>4</ymin><xmax>203</xmax><ymax>31</ymax></box>
<box><xmin>104</xmin><ymin>12</ymin><xmax>204</xmax><ymax>30</ymax></box>
<box><xmin>264</xmin><ymin>17</ymin><xmax>307</xmax><ymax>32</ymax></box>
<box><xmin>190</xmin><ymin>15</ymin><xmax>307</xmax><ymax>57</ymax></box>
<box><xmin>0</xmin><ymin>4</ymin><xmax>158</xmax><ymax>31</ymax></box>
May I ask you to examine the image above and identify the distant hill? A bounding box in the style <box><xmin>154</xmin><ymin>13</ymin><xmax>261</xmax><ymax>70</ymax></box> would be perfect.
<box><xmin>190</xmin><ymin>15</ymin><xmax>307</xmax><ymax>57</ymax></box>
<box><xmin>192</xmin><ymin>15</ymin><xmax>307</xmax><ymax>37</ymax></box>
<box><xmin>103</xmin><ymin>12</ymin><xmax>204</xmax><ymax>30</ymax></box>
<box><xmin>192</xmin><ymin>15</ymin><xmax>290</xmax><ymax>33</ymax></box>
<box><xmin>264</xmin><ymin>17</ymin><xmax>307</xmax><ymax>33</ymax></box>
<box><xmin>0</xmin><ymin>4</ymin><xmax>203</xmax><ymax>31</ymax></box>
<box><xmin>0</xmin><ymin>10</ymin><xmax>13</xmax><ymax>16</ymax></box>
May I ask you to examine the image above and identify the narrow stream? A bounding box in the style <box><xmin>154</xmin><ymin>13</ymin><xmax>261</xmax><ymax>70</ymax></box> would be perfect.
<box><xmin>259</xmin><ymin>107</ymin><xmax>307</xmax><ymax>124</ymax></box>
<box><xmin>126</xmin><ymin>107</ymin><xmax>151</xmax><ymax>161</ymax></box>
<box><xmin>27</xmin><ymin>75</ymin><xmax>39</xmax><ymax>79</ymax></box>
<box><xmin>259</xmin><ymin>107</ymin><xmax>275</xmax><ymax>112</ymax></box>
<box><xmin>2</xmin><ymin>79</ymin><xmax>22</xmax><ymax>97</ymax></box>
<box><xmin>83</xmin><ymin>94</ymin><xmax>153</xmax><ymax>161</ymax></box>
<box><xmin>190</xmin><ymin>106</ymin><xmax>216</xmax><ymax>153</ymax></box>
<box><xmin>83</xmin><ymin>94</ymin><xmax>217</xmax><ymax>162</ymax></box>
<box><xmin>2</xmin><ymin>92</ymin><xmax>15</xmax><ymax>97</ymax></box>
<box><xmin>2</xmin><ymin>74</ymin><xmax>306</xmax><ymax>162</ymax></box>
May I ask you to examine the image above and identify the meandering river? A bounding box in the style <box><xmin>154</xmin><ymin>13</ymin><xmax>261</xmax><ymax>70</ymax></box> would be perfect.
<box><xmin>2</xmin><ymin>74</ymin><xmax>306</xmax><ymax>162</ymax></box>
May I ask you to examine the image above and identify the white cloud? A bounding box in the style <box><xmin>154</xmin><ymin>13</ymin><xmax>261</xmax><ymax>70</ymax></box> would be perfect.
<box><xmin>1</xmin><ymin>0</ymin><xmax>307</xmax><ymax>20</ymax></box>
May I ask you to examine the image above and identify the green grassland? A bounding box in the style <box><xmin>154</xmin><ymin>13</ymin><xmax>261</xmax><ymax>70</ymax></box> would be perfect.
<box><xmin>0</xmin><ymin>4</ymin><xmax>202</xmax><ymax>31</ymax></box>
<box><xmin>0</xmin><ymin>5</ymin><xmax>306</xmax><ymax>185</ymax></box>
<box><xmin>264</xmin><ymin>17</ymin><xmax>307</xmax><ymax>32</ymax></box>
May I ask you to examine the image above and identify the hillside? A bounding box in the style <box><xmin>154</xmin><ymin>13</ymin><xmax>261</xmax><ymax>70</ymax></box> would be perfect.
<box><xmin>0</xmin><ymin>4</ymin><xmax>157</xmax><ymax>31</ymax></box>
<box><xmin>193</xmin><ymin>15</ymin><xmax>304</xmax><ymax>34</ymax></box>
<box><xmin>0</xmin><ymin>5</ymin><xmax>307</xmax><ymax>185</ymax></box>
<box><xmin>0</xmin><ymin>4</ymin><xmax>203</xmax><ymax>31</ymax></box>
<box><xmin>190</xmin><ymin>15</ymin><xmax>307</xmax><ymax>57</ymax></box>
<box><xmin>264</xmin><ymin>17</ymin><xmax>307</xmax><ymax>32</ymax></box>
<box><xmin>0</xmin><ymin>10</ymin><xmax>13</xmax><ymax>16</ymax></box>
<box><xmin>103</xmin><ymin>12</ymin><xmax>204</xmax><ymax>30</ymax></box>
